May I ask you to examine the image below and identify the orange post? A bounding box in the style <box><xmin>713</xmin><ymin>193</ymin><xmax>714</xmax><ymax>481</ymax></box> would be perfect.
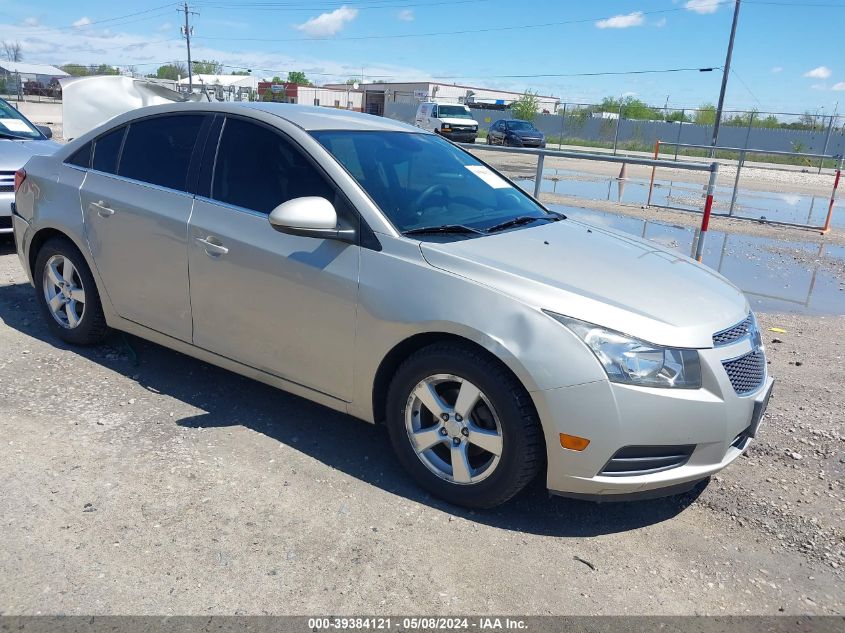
<box><xmin>821</xmin><ymin>167</ymin><xmax>841</xmax><ymax>234</ymax></box>
<box><xmin>646</xmin><ymin>140</ymin><xmax>660</xmax><ymax>206</ymax></box>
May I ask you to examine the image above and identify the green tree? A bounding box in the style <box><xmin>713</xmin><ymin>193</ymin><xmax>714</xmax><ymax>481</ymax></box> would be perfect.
<box><xmin>345</xmin><ymin>78</ymin><xmax>359</xmax><ymax>85</ymax></box>
<box><xmin>666</xmin><ymin>110</ymin><xmax>691</xmax><ymax>123</ymax></box>
<box><xmin>286</xmin><ymin>71</ymin><xmax>312</xmax><ymax>86</ymax></box>
<box><xmin>192</xmin><ymin>59</ymin><xmax>223</xmax><ymax>75</ymax></box>
<box><xmin>271</xmin><ymin>75</ymin><xmax>283</xmax><ymax>83</ymax></box>
<box><xmin>510</xmin><ymin>91</ymin><xmax>540</xmax><ymax>122</ymax></box>
<box><xmin>60</xmin><ymin>64</ymin><xmax>89</xmax><ymax>77</ymax></box>
<box><xmin>155</xmin><ymin>62</ymin><xmax>186</xmax><ymax>80</ymax></box>
<box><xmin>597</xmin><ymin>96</ymin><xmax>661</xmax><ymax>120</ymax></box>
<box><xmin>90</xmin><ymin>64</ymin><xmax>119</xmax><ymax>76</ymax></box>
<box><xmin>694</xmin><ymin>103</ymin><xmax>717</xmax><ymax>125</ymax></box>
<box><xmin>230</xmin><ymin>69</ymin><xmax>250</xmax><ymax>75</ymax></box>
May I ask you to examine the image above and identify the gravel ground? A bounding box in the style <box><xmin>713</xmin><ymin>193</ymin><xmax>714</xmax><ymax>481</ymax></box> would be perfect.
<box><xmin>0</xmin><ymin>237</ymin><xmax>842</xmax><ymax>616</ymax></box>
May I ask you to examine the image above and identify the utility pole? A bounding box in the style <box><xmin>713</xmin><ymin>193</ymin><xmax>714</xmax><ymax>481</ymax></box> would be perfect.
<box><xmin>710</xmin><ymin>0</ymin><xmax>741</xmax><ymax>156</ymax></box>
<box><xmin>180</xmin><ymin>2</ymin><xmax>198</xmax><ymax>92</ymax></box>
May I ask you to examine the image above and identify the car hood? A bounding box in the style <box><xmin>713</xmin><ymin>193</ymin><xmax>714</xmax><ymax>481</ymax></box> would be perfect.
<box><xmin>419</xmin><ymin>219</ymin><xmax>749</xmax><ymax>348</ymax></box>
<box><xmin>0</xmin><ymin>138</ymin><xmax>62</xmax><ymax>170</ymax></box>
<box><xmin>440</xmin><ymin>117</ymin><xmax>478</xmax><ymax>127</ymax></box>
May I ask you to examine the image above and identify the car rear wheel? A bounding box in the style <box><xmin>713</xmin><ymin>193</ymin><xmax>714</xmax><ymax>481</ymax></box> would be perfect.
<box><xmin>34</xmin><ymin>237</ymin><xmax>108</xmax><ymax>345</ymax></box>
<box><xmin>386</xmin><ymin>343</ymin><xmax>544</xmax><ymax>508</ymax></box>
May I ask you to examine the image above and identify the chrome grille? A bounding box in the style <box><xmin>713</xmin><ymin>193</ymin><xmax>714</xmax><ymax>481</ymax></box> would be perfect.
<box><xmin>722</xmin><ymin>351</ymin><xmax>765</xmax><ymax>395</ymax></box>
<box><xmin>713</xmin><ymin>315</ymin><xmax>752</xmax><ymax>347</ymax></box>
<box><xmin>599</xmin><ymin>445</ymin><xmax>695</xmax><ymax>477</ymax></box>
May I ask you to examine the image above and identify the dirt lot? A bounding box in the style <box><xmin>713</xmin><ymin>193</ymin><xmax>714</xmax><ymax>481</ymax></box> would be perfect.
<box><xmin>0</xmin><ymin>235</ymin><xmax>843</xmax><ymax>616</ymax></box>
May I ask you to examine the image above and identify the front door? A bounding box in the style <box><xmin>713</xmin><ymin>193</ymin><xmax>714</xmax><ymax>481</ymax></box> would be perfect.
<box><xmin>187</xmin><ymin>117</ymin><xmax>359</xmax><ymax>401</ymax></box>
<box><xmin>79</xmin><ymin>114</ymin><xmax>206</xmax><ymax>341</ymax></box>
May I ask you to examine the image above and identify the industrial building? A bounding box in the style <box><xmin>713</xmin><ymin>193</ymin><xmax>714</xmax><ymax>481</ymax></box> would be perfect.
<box><xmin>323</xmin><ymin>81</ymin><xmax>560</xmax><ymax>116</ymax></box>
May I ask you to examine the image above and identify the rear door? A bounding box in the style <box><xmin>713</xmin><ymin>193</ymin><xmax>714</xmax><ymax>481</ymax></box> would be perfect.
<box><xmin>79</xmin><ymin>113</ymin><xmax>207</xmax><ymax>341</ymax></box>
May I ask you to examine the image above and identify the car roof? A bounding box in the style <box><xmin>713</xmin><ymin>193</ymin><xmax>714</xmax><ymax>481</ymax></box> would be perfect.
<box><xmin>100</xmin><ymin>101</ymin><xmax>422</xmax><ymax>133</ymax></box>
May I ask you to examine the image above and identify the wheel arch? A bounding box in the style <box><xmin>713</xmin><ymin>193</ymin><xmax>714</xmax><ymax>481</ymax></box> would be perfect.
<box><xmin>26</xmin><ymin>224</ymin><xmax>116</xmax><ymax>322</ymax></box>
<box><xmin>371</xmin><ymin>331</ymin><xmax>539</xmax><ymax>427</ymax></box>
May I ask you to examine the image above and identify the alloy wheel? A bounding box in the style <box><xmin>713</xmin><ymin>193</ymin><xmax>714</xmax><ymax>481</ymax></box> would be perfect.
<box><xmin>42</xmin><ymin>254</ymin><xmax>86</xmax><ymax>329</ymax></box>
<box><xmin>404</xmin><ymin>374</ymin><xmax>503</xmax><ymax>484</ymax></box>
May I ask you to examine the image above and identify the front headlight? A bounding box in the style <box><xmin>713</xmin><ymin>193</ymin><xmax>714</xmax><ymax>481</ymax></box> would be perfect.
<box><xmin>441</xmin><ymin>123</ymin><xmax>451</xmax><ymax>130</ymax></box>
<box><xmin>547</xmin><ymin>312</ymin><xmax>701</xmax><ymax>389</ymax></box>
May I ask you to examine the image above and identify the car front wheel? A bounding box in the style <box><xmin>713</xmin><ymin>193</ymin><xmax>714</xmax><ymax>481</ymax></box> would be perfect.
<box><xmin>386</xmin><ymin>343</ymin><xmax>544</xmax><ymax>508</ymax></box>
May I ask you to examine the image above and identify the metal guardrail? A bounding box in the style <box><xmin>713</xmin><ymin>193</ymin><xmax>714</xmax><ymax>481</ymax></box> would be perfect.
<box><xmin>652</xmin><ymin>140</ymin><xmax>843</xmax><ymax>232</ymax></box>
<box><xmin>462</xmin><ymin>142</ymin><xmax>720</xmax><ymax>260</ymax></box>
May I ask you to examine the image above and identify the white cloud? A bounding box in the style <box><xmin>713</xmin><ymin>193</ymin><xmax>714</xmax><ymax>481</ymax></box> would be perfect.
<box><xmin>72</xmin><ymin>17</ymin><xmax>91</xmax><ymax>28</ymax></box>
<box><xmin>770</xmin><ymin>66</ymin><xmax>782</xmax><ymax>73</ymax></box>
<box><xmin>804</xmin><ymin>66</ymin><xmax>831</xmax><ymax>79</ymax></box>
<box><xmin>654</xmin><ymin>18</ymin><xmax>667</xmax><ymax>27</ymax></box>
<box><xmin>685</xmin><ymin>0</ymin><xmax>720</xmax><ymax>14</ymax></box>
<box><xmin>157</xmin><ymin>22</ymin><xmax>172</xmax><ymax>32</ymax></box>
<box><xmin>0</xmin><ymin>17</ymin><xmax>431</xmax><ymax>87</ymax></box>
<box><xmin>596</xmin><ymin>12</ymin><xmax>644</xmax><ymax>29</ymax></box>
<box><xmin>398</xmin><ymin>9</ymin><xmax>414</xmax><ymax>21</ymax></box>
<box><xmin>810</xmin><ymin>83</ymin><xmax>827</xmax><ymax>90</ymax></box>
<box><xmin>22</xmin><ymin>17</ymin><xmax>39</xmax><ymax>26</ymax></box>
<box><xmin>296</xmin><ymin>6</ymin><xmax>358</xmax><ymax>37</ymax></box>
<box><xmin>832</xmin><ymin>82</ymin><xmax>845</xmax><ymax>91</ymax></box>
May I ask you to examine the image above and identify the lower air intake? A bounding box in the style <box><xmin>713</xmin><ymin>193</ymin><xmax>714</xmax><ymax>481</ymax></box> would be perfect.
<box><xmin>599</xmin><ymin>445</ymin><xmax>695</xmax><ymax>477</ymax></box>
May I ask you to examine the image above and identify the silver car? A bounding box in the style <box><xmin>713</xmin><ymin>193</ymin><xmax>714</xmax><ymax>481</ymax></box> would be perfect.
<box><xmin>1</xmin><ymin>97</ymin><xmax>60</xmax><ymax>235</ymax></box>
<box><xmin>12</xmin><ymin>103</ymin><xmax>773</xmax><ymax>508</ymax></box>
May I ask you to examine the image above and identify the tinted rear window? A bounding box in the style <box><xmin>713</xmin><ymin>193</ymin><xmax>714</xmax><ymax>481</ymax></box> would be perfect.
<box><xmin>92</xmin><ymin>127</ymin><xmax>126</xmax><ymax>174</ymax></box>
<box><xmin>67</xmin><ymin>142</ymin><xmax>92</xmax><ymax>168</ymax></box>
<box><xmin>119</xmin><ymin>115</ymin><xmax>204</xmax><ymax>191</ymax></box>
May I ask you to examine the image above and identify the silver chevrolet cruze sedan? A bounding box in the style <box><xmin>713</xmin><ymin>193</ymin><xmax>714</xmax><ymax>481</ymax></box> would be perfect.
<box><xmin>13</xmin><ymin>103</ymin><xmax>773</xmax><ymax>508</ymax></box>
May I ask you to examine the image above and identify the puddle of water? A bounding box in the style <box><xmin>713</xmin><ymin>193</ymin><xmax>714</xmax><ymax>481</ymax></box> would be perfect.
<box><xmin>547</xmin><ymin>205</ymin><xmax>845</xmax><ymax>315</ymax></box>
<box><xmin>515</xmin><ymin>169</ymin><xmax>843</xmax><ymax>229</ymax></box>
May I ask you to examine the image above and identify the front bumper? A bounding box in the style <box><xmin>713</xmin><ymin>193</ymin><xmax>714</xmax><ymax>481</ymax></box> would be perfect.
<box><xmin>533</xmin><ymin>337</ymin><xmax>773</xmax><ymax>499</ymax></box>
<box><xmin>439</xmin><ymin>129</ymin><xmax>477</xmax><ymax>143</ymax></box>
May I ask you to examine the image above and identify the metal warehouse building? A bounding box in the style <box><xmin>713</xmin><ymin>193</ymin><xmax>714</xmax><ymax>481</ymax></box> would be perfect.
<box><xmin>323</xmin><ymin>81</ymin><xmax>560</xmax><ymax>116</ymax></box>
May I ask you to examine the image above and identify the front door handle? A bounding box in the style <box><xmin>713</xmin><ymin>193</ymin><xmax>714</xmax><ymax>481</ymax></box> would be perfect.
<box><xmin>90</xmin><ymin>200</ymin><xmax>114</xmax><ymax>217</ymax></box>
<box><xmin>195</xmin><ymin>236</ymin><xmax>229</xmax><ymax>257</ymax></box>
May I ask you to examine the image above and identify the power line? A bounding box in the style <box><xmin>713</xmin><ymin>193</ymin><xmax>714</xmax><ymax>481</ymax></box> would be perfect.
<box><xmin>432</xmin><ymin>68</ymin><xmax>717</xmax><ymax>80</ymax></box>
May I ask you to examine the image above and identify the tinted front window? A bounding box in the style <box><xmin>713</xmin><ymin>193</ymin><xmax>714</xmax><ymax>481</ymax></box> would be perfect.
<box><xmin>119</xmin><ymin>115</ymin><xmax>204</xmax><ymax>191</ymax></box>
<box><xmin>507</xmin><ymin>121</ymin><xmax>537</xmax><ymax>131</ymax></box>
<box><xmin>212</xmin><ymin>118</ymin><xmax>334</xmax><ymax>214</ymax></box>
<box><xmin>92</xmin><ymin>127</ymin><xmax>126</xmax><ymax>174</ymax></box>
<box><xmin>437</xmin><ymin>105</ymin><xmax>473</xmax><ymax>119</ymax></box>
<box><xmin>312</xmin><ymin>131</ymin><xmax>548</xmax><ymax>234</ymax></box>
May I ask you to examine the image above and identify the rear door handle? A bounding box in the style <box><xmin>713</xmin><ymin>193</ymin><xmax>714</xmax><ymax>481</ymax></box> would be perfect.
<box><xmin>90</xmin><ymin>200</ymin><xmax>114</xmax><ymax>217</ymax></box>
<box><xmin>195</xmin><ymin>236</ymin><xmax>229</xmax><ymax>256</ymax></box>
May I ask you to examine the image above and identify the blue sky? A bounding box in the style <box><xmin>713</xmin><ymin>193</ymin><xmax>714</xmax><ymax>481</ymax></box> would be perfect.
<box><xmin>2</xmin><ymin>0</ymin><xmax>844</xmax><ymax>115</ymax></box>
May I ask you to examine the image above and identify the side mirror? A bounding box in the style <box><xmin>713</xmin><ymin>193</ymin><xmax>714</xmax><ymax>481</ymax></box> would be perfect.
<box><xmin>36</xmin><ymin>125</ymin><xmax>53</xmax><ymax>139</ymax></box>
<box><xmin>268</xmin><ymin>197</ymin><xmax>356</xmax><ymax>243</ymax></box>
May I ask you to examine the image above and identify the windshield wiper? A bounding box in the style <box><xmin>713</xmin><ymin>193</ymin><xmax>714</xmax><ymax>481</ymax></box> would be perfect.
<box><xmin>403</xmin><ymin>224</ymin><xmax>485</xmax><ymax>236</ymax></box>
<box><xmin>486</xmin><ymin>214</ymin><xmax>562</xmax><ymax>234</ymax></box>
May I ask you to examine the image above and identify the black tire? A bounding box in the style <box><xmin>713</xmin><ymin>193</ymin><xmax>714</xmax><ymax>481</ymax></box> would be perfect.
<box><xmin>34</xmin><ymin>236</ymin><xmax>108</xmax><ymax>346</ymax></box>
<box><xmin>385</xmin><ymin>343</ymin><xmax>544</xmax><ymax>509</ymax></box>
<box><xmin>485</xmin><ymin>136</ymin><xmax>491</xmax><ymax>145</ymax></box>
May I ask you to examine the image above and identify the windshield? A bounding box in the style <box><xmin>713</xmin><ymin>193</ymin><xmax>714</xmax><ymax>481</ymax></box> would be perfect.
<box><xmin>507</xmin><ymin>121</ymin><xmax>537</xmax><ymax>131</ymax></box>
<box><xmin>437</xmin><ymin>105</ymin><xmax>473</xmax><ymax>119</ymax></box>
<box><xmin>0</xmin><ymin>99</ymin><xmax>43</xmax><ymax>140</ymax></box>
<box><xmin>312</xmin><ymin>131</ymin><xmax>551</xmax><ymax>235</ymax></box>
